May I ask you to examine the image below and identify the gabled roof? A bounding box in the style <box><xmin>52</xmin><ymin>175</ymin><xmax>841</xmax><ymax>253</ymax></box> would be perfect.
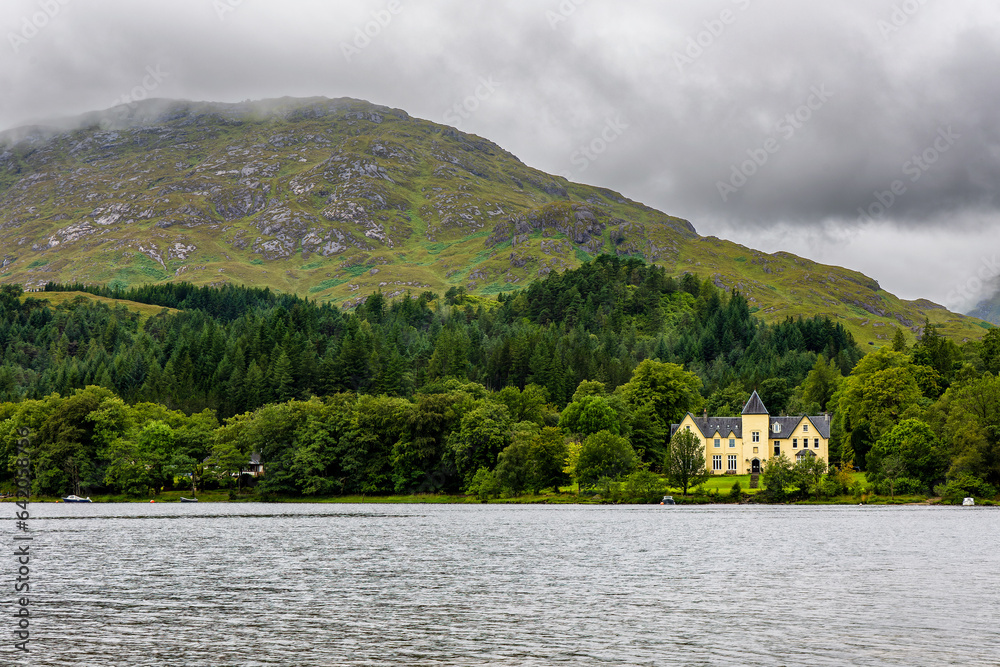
<box><xmin>741</xmin><ymin>390</ymin><xmax>769</xmax><ymax>415</ymax></box>
<box><xmin>804</xmin><ymin>415</ymin><xmax>832</xmax><ymax>439</ymax></box>
<box><xmin>671</xmin><ymin>410</ymin><xmax>833</xmax><ymax>440</ymax></box>
<box><xmin>767</xmin><ymin>415</ymin><xmax>832</xmax><ymax>439</ymax></box>
<box><xmin>768</xmin><ymin>417</ymin><xmax>798</xmax><ymax>436</ymax></box>
<box><xmin>671</xmin><ymin>415</ymin><xmax>743</xmax><ymax>439</ymax></box>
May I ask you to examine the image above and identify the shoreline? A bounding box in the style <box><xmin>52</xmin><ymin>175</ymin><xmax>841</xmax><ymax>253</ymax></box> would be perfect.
<box><xmin>5</xmin><ymin>495</ymin><xmax>984</xmax><ymax>506</ymax></box>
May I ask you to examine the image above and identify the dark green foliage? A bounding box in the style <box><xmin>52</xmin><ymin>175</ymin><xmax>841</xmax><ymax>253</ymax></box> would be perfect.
<box><xmin>575</xmin><ymin>430</ymin><xmax>639</xmax><ymax>489</ymax></box>
<box><xmin>939</xmin><ymin>374</ymin><xmax>1000</xmax><ymax>486</ymax></box>
<box><xmin>617</xmin><ymin>469</ymin><xmax>667</xmax><ymax>503</ymax></box>
<box><xmin>448</xmin><ymin>402</ymin><xmax>512</xmax><ymax>486</ymax></box>
<box><xmin>867</xmin><ymin>419</ymin><xmax>946</xmax><ymax>492</ymax></box>
<box><xmin>934</xmin><ymin>474</ymin><xmax>998</xmax><ymax>503</ymax></box>
<box><xmin>664</xmin><ymin>428</ymin><xmax>709</xmax><ymax>496</ymax></box>
<box><xmin>559</xmin><ymin>394</ymin><xmax>621</xmax><ymax>436</ymax></box>
<box><xmin>0</xmin><ymin>258</ymin><xmax>878</xmax><ymax>496</ymax></box>
<box><xmin>760</xmin><ymin>454</ymin><xmax>795</xmax><ymax>502</ymax></box>
<box><xmin>494</xmin><ymin>425</ymin><xmax>568</xmax><ymax>495</ymax></box>
<box><xmin>911</xmin><ymin>319</ymin><xmax>961</xmax><ymax>396</ymax></box>
<box><xmin>706</xmin><ymin>381</ymin><xmax>749</xmax><ymax>417</ymax></box>
<box><xmin>0</xmin><ymin>259</ymin><xmax>864</xmax><ymax>420</ymax></box>
<box><xmin>980</xmin><ymin>328</ymin><xmax>1000</xmax><ymax>375</ymax></box>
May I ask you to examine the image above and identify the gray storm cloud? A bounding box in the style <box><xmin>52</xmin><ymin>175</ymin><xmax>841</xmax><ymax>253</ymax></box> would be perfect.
<box><xmin>1</xmin><ymin>0</ymin><xmax>998</xmax><ymax>308</ymax></box>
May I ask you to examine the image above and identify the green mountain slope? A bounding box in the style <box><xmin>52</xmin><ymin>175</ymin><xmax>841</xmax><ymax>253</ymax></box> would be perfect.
<box><xmin>0</xmin><ymin>96</ymin><xmax>989</xmax><ymax>343</ymax></box>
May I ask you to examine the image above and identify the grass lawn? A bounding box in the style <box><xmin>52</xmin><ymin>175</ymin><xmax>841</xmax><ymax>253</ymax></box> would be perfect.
<box><xmin>697</xmin><ymin>475</ymin><xmax>753</xmax><ymax>492</ymax></box>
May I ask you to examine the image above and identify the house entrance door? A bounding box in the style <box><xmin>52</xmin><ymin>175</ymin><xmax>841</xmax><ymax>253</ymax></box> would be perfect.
<box><xmin>751</xmin><ymin>459</ymin><xmax>761</xmax><ymax>474</ymax></box>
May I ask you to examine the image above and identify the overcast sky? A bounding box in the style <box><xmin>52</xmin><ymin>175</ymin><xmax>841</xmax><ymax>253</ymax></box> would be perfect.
<box><xmin>2</xmin><ymin>0</ymin><xmax>998</xmax><ymax>311</ymax></box>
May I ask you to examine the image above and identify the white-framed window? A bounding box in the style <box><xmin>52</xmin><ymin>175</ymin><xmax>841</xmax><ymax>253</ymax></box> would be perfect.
<box><xmin>814</xmin><ymin>438</ymin><xmax>820</xmax><ymax>449</ymax></box>
<box><xmin>714</xmin><ymin>438</ymin><xmax>721</xmax><ymax>448</ymax></box>
<box><xmin>729</xmin><ymin>438</ymin><xmax>736</xmax><ymax>448</ymax></box>
<box><xmin>773</xmin><ymin>443</ymin><xmax>780</xmax><ymax>456</ymax></box>
<box><xmin>792</xmin><ymin>438</ymin><xmax>798</xmax><ymax>448</ymax></box>
<box><xmin>803</xmin><ymin>424</ymin><xmax>809</xmax><ymax>433</ymax></box>
<box><xmin>772</xmin><ymin>422</ymin><xmax>781</xmax><ymax>434</ymax></box>
<box><xmin>728</xmin><ymin>455</ymin><xmax>737</xmax><ymax>471</ymax></box>
<box><xmin>685</xmin><ymin>425</ymin><xmax>690</xmax><ymax>431</ymax></box>
<box><xmin>752</xmin><ymin>431</ymin><xmax>760</xmax><ymax>443</ymax></box>
<box><xmin>713</xmin><ymin>455</ymin><xmax>723</xmax><ymax>471</ymax></box>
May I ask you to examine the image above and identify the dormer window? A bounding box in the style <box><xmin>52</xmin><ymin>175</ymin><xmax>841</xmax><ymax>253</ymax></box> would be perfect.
<box><xmin>772</xmin><ymin>423</ymin><xmax>781</xmax><ymax>434</ymax></box>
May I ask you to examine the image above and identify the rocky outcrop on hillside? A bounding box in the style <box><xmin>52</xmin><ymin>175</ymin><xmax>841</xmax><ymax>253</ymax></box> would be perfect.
<box><xmin>1</xmin><ymin>98</ymin><xmax>685</xmax><ymax>282</ymax></box>
<box><xmin>0</xmin><ymin>96</ymin><xmax>987</xmax><ymax>341</ymax></box>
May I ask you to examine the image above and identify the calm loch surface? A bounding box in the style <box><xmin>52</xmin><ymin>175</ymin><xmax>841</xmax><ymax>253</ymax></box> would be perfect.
<box><xmin>16</xmin><ymin>503</ymin><xmax>1000</xmax><ymax>666</ymax></box>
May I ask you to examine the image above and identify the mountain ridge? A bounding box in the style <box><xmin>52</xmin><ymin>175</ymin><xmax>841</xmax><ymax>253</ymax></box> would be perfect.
<box><xmin>0</xmin><ymin>96</ymin><xmax>989</xmax><ymax>344</ymax></box>
<box><xmin>968</xmin><ymin>280</ymin><xmax>1000</xmax><ymax>325</ymax></box>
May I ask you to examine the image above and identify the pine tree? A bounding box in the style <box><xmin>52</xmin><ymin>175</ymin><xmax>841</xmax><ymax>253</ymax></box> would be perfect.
<box><xmin>271</xmin><ymin>350</ymin><xmax>296</xmax><ymax>402</ymax></box>
<box><xmin>244</xmin><ymin>361</ymin><xmax>265</xmax><ymax>409</ymax></box>
<box><xmin>892</xmin><ymin>327</ymin><xmax>907</xmax><ymax>352</ymax></box>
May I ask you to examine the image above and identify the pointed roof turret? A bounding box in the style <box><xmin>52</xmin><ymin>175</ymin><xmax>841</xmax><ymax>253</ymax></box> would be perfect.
<box><xmin>741</xmin><ymin>390</ymin><xmax>769</xmax><ymax>415</ymax></box>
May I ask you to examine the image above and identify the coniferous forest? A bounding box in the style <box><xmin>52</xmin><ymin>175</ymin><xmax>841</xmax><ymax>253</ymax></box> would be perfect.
<box><xmin>1</xmin><ymin>255</ymin><xmax>997</xmax><ymax>502</ymax></box>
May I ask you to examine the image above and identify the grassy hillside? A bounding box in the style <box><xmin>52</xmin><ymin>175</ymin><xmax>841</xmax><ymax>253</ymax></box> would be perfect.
<box><xmin>677</xmin><ymin>237</ymin><xmax>991</xmax><ymax>346</ymax></box>
<box><xmin>0</xmin><ymin>96</ymin><xmax>989</xmax><ymax>343</ymax></box>
<box><xmin>20</xmin><ymin>291</ymin><xmax>181</xmax><ymax>322</ymax></box>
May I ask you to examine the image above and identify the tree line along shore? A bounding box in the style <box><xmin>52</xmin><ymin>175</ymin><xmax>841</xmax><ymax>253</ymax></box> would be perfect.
<box><xmin>0</xmin><ymin>256</ymin><xmax>996</xmax><ymax>505</ymax></box>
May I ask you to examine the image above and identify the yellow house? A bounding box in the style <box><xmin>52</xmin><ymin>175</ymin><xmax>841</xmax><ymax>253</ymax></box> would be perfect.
<box><xmin>670</xmin><ymin>391</ymin><xmax>831</xmax><ymax>475</ymax></box>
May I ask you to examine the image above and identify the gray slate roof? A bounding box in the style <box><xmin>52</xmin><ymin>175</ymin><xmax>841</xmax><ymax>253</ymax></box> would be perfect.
<box><xmin>671</xmin><ymin>413</ymin><xmax>832</xmax><ymax>439</ymax></box>
<box><xmin>741</xmin><ymin>390</ymin><xmax>768</xmax><ymax>415</ymax></box>
<box><xmin>669</xmin><ymin>388</ymin><xmax>832</xmax><ymax>440</ymax></box>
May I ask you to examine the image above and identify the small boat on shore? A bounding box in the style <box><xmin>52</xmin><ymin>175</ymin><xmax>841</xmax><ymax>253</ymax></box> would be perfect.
<box><xmin>62</xmin><ymin>495</ymin><xmax>92</xmax><ymax>503</ymax></box>
<box><xmin>963</xmin><ymin>497</ymin><xmax>975</xmax><ymax>506</ymax></box>
<box><xmin>660</xmin><ymin>496</ymin><xmax>675</xmax><ymax>505</ymax></box>
<box><xmin>180</xmin><ymin>497</ymin><xmax>199</xmax><ymax>502</ymax></box>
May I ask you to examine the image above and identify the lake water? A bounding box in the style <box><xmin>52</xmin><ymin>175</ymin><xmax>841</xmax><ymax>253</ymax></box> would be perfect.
<box><xmin>7</xmin><ymin>503</ymin><xmax>999</xmax><ymax>666</ymax></box>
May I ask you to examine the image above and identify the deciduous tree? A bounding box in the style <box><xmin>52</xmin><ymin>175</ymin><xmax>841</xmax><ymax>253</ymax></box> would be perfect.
<box><xmin>664</xmin><ymin>428</ymin><xmax>709</xmax><ymax>496</ymax></box>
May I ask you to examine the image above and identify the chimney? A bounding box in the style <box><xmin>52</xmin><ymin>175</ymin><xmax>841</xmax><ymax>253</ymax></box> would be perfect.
<box><xmin>703</xmin><ymin>408</ymin><xmax>708</xmax><ymax>420</ymax></box>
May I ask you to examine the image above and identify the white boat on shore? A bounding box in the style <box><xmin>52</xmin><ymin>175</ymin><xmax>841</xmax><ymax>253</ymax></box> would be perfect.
<box><xmin>62</xmin><ymin>495</ymin><xmax>92</xmax><ymax>503</ymax></box>
<box><xmin>963</xmin><ymin>497</ymin><xmax>975</xmax><ymax>506</ymax></box>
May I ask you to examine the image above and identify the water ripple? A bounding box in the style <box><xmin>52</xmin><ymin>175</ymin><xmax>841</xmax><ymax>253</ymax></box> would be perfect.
<box><xmin>15</xmin><ymin>504</ymin><xmax>1000</xmax><ymax>666</ymax></box>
